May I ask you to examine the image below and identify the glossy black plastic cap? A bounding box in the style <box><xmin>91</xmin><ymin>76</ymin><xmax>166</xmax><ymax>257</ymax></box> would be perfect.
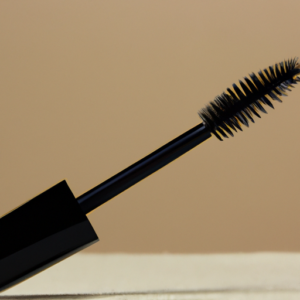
<box><xmin>0</xmin><ymin>181</ymin><xmax>98</xmax><ymax>292</ymax></box>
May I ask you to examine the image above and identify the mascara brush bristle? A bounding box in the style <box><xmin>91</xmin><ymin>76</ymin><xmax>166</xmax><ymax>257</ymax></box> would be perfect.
<box><xmin>199</xmin><ymin>57</ymin><xmax>300</xmax><ymax>140</ymax></box>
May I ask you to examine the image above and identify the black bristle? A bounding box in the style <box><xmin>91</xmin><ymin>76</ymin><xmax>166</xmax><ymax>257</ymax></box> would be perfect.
<box><xmin>198</xmin><ymin>58</ymin><xmax>300</xmax><ymax>140</ymax></box>
<box><xmin>260</xmin><ymin>96</ymin><xmax>274</xmax><ymax>109</ymax></box>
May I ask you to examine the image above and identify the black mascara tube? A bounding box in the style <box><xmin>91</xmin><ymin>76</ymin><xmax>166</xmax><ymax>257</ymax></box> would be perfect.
<box><xmin>0</xmin><ymin>122</ymin><xmax>211</xmax><ymax>293</ymax></box>
<box><xmin>77</xmin><ymin>123</ymin><xmax>211</xmax><ymax>214</ymax></box>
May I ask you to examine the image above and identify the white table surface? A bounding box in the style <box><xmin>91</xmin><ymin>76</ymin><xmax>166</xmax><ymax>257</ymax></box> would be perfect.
<box><xmin>1</xmin><ymin>253</ymin><xmax>300</xmax><ymax>299</ymax></box>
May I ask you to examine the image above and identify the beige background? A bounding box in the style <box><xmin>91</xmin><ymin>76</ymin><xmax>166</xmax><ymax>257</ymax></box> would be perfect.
<box><xmin>0</xmin><ymin>0</ymin><xmax>300</xmax><ymax>253</ymax></box>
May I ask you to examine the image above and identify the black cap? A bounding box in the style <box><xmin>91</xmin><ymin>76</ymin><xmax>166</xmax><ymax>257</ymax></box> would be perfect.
<box><xmin>0</xmin><ymin>180</ymin><xmax>98</xmax><ymax>292</ymax></box>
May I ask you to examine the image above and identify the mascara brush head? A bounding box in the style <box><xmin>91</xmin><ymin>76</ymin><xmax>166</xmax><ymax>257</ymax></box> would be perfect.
<box><xmin>199</xmin><ymin>58</ymin><xmax>300</xmax><ymax>140</ymax></box>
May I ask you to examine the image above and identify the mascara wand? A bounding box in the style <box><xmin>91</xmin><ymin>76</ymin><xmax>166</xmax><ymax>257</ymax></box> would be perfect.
<box><xmin>78</xmin><ymin>57</ymin><xmax>300</xmax><ymax>214</ymax></box>
<box><xmin>1</xmin><ymin>58</ymin><xmax>299</xmax><ymax>292</ymax></box>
